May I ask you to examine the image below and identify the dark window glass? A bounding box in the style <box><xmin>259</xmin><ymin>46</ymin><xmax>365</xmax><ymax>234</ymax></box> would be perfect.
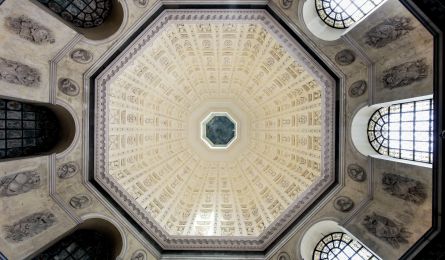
<box><xmin>37</xmin><ymin>0</ymin><xmax>112</xmax><ymax>28</ymax></box>
<box><xmin>33</xmin><ymin>230</ymin><xmax>113</xmax><ymax>260</ymax></box>
<box><xmin>0</xmin><ymin>99</ymin><xmax>59</xmax><ymax>160</ymax></box>
<box><xmin>315</xmin><ymin>0</ymin><xmax>384</xmax><ymax>29</ymax></box>
<box><xmin>313</xmin><ymin>232</ymin><xmax>379</xmax><ymax>260</ymax></box>
<box><xmin>367</xmin><ymin>99</ymin><xmax>433</xmax><ymax>164</ymax></box>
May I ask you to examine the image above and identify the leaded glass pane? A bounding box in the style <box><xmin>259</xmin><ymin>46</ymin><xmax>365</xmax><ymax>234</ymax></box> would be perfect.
<box><xmin>313</xmin><ymin>232</ymin><xmax>380</xmax><ymax>260</ymax></box>
<box><xmin>367</xmin><ymin>99</ymin><xmax>433</xmax><ymax>164</ymax></box>
<box><xmin>315</xmin><ymin>0</ymin><xmax>384</xmax><ymax>29</ymax></box>
<box><xmin>37</xmin><ymin>0</ymin><xmax>111</xmax><ymax>28</ymax></box>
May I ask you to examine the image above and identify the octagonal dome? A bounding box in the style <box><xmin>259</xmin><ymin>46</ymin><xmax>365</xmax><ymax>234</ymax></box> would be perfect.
<box><xmin>93</xmin><ymin>9</ymin><xmax>335</xmax><ymax>250</ymax></box>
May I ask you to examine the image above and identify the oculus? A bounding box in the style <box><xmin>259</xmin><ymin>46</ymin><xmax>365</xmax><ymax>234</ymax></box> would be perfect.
<box><xmin>201</xmin><ymin>112</ymin><xmax>237</xmax><ymax>149</ymax></box>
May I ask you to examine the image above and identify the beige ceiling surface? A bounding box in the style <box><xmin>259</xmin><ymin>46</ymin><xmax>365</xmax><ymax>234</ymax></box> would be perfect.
<box><xmin>106</xmin><ymin>22</ymin><xmax>323</xmax><ymax>237</ymax></box>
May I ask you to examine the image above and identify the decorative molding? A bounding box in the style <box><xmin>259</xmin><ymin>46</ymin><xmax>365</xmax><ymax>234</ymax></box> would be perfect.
<box><xmin>5</xmin><ymin>15</ymin><xmax>55</xmax><ymax>45</ymax></box>
<box><xmin>0</xmin><ymin>170</ymin><xmax>40</xmax><ymax>197</ymax></box>
<box><xmin>70</xmin><ymin>49</ymin><xmax>93</xmax><ymax>64</ymax></box>
<box><xmin>0</xmin><ymin>57</ymin><xmax>40</xmax><ymax>87</ymax></box>
<box><xmin>347</xmin><ymin>163</ymin><xmax>367</xmax><ymax>182</ymax></box>
<box><xmin>362</xmin><ymin>212</ymin><xmax>411</xmax><ymax>248</ymax></box>
<box><xmin>333</xmin><ymin>196</ymin><xmax>354</xmax><ymax>212</ymax></box>
<box><xmin>58</xmin><ymin>78</ymin><xmax>80</xmax><ymax>96</ymax></box>
<box><xmin>92</xmin><ymin>9</ymin><xmax>336</xmax><ymax>250</ymax></box>
<box><xmin>3</xmin><ymin>211</ymin><xmax>56</xmax><ymax>242</ymax></box>
<box><xmin>334</xmin><ymin>49</ymin><xmax>355</xmax><ymax>66</ymax></box>
<box><xmin>69</xmin><ymin>194</ymin><xmax>92</xmax><ymax>209</ymax></box>
<box><xmin>365</xmin><ymin>16</ymin><xmax>414</xmax><ymax>49</ymax></box>
<box><xmin>382</xmin><ymin>59</ymin><xmax>428</xmax><ymax>89</ymax></box>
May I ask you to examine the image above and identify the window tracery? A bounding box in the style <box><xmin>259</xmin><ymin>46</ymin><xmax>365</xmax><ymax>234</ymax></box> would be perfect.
<box><xmin>315</xmin><ymin>0</ymin><xmax>384</xmax><ymax>29</ymax></box>
<box><xmin>37</xmin><ymin>0</ymin><xmax>112</xmax><ymax>28</ymax></box>
<box><xmin>367</xmin><ymin>99</ymin><xmax>433</xmax><ymax>163</ymax></box>
<box><xmin>0</xmin><ymin>99</ymin><xmax>59</xmax><ymax>159</ymax></box>
<box><xmin>32</xmin><ymin>230</ymin><xmax>112</xmax><ymax>260</ymax></box>
<box><xmin>313</xmin><ymin>232</ymin><xmax>379</xmax><ymax>260</ymax></box>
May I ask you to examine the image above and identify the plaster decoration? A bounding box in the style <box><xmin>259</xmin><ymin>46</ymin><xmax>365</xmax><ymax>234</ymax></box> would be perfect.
<box><xmin>382</xmin><ymin>59</ymin><xmax>428</xmax><ymax>89</ymax></box>
<box><xmin>69</xmin><ymin>194</ymin><xmax>92</xmax><ymax>209</ymax></box>
<box><xmin>365</xmin><ymin>16</ymin><xmax>414</xmax><ymax>48</ymax></box>
<box><xmin>5</xmin><ymin>15</ymin><xmax>55</xmax><ymax>44</ymax></box>
<box><xmin>362</xmin><ymin>212</ymin><xmax>410</xmax><ymax>248</ymax></box>
<box><xmin>70</xmin><ymin>49</ymin><xmax>93</xmax><ymax>64</ymax></box>
<box><xmin>348</xmin><ymin>80</ymin><xmax>367</xmax><ymax>97</ymax></box>
<box><xmin>134</xmin><ymin>0</ymin><xmax>149</xmax><ymax>8</ymax></box>
<box><xmin>131</xmin><ymin>250</ymin><xmax>147</xmax><ymax>260</ymax></box>
<box><xmin>3</xmin><ymin>211</ymin><xmax>56</xmax><ymax>242</ymax></box>
<box><xmin>0</xmin><ymin>57</ymin><xmax>40</xmax><ymax>87</ymax></box>
<box><xmin>347</xmin><ymin>164</ymin><xmax>367</xmax><ymax>182</ymax></box>
<box><xmin>333</xmin><ymin>196</ymin><xmax>354</xmax><ymax>212</ymax></box>
<box><xmin>382</xmin><ymin>173</ymin><xmax>427</xmax><ymax>204</ymax></box>
<box><xmin>279</xmin><ymin>0</ymin><xmax>293</xmax><ymax>9</ymax></box>
<box><xmin>57</xmin><ymin>161</ymin><xmax>79</xmax><ymax>179</ymax></box>
<box><xmin>58</xmin><ymin>78</ymin><xmax>80</xmax><ymax>96</ymax></box>
<box><xmin>0</xmin><ymin>170</ymin><xmax>40</xmax><ymax>197</ymax></box>
<box><xmin>277</xmin><ymin>252</ymin><xmax>290</xmax><ymax>260</ymax></box>
<box><xmin>334</xmin><ymin>49</ymin><xmax>355</xmax><ymax>66</ymax></box>
<box><xmin>93</xmin><ymin>9</ymin><xmax>335</xmax><ymax>250</ymax></box>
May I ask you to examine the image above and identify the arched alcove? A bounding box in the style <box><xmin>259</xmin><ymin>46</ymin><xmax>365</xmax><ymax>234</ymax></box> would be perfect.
<box><xmin>32</xmin><ymin>0</ymin><xmax>125</xmax><ymax>42</ymax></box>
<box><xmin>300</xmin><ymin>220</ymin><xmax>380</xmax><ymax>260</ymax></box>
<box><xmin>0</xmin><ymin>98</ymin><xmax>75</xmax><ymax>160</ymax></box>
<box><xmin>351</xmin><ymin>95</ymin><xmax>433</xmax><ymax>167</ymax></box>
<box><xmin>32</xmin><ymin>218</ymin><xmax>123</xmax><ymax>259</ymax></box>
<box><xmin>301</xmin><ymin>0</ymin><xmax>387</xmax><ymax>41</ymax></box>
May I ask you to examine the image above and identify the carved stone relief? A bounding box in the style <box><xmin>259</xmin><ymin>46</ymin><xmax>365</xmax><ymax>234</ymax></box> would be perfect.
<box><xmin>279</xmin><ymin>0</ymin><xmax>293</xmax><ymax>9</ymax></box>
<box><xmin>133</xmin><ymin>0</ymin><xmax>149</xmax><ymax>8</ymax></box>
<box><xmin>277</xmin><ymin>252</ymin><xmax>290</xmax><ymax>260</ymax></box>
<box><xmin>58</xmin><ymin>78</ymin><xmax>80</xmax><ymax>96</ymax></box>
<box><xmin>348</xmin><ymin>80</ymin><xmax>367</xmax><ymax>97</ymax></box>
<box><xmin>382</xmin><ymin>59</ymin><xmax>428</xmax><ymax>89</ymax></box>
<box><xmin>0</xmin><ymin>57</ymin><xmax>40</xmax><ymax>87</ymax></box>
<box><xmin>0</xmin><ymin>170</ymin><xmax>40</xmax><ymax>197</ymax></box>
<box><xmin>131</xmin><ymin>250</ymin><xmax>147</xmax><ymax>260</ymax></box>
<box><xmin>335</xmin><ymin>49</ymin><xmax>355</xmax><ymax>66</ymax></box>
<box><xmin>347</xmin><ymin>164</ymin><xmax>367</xmax><ymax>182</ymax></box>
<box><xmin>362</xmin><ymin>212</ymin><xmax>411</xmax><ymax>248</ymax></box>
<box><xmin>365</xmin><ymin>17</ymin><xmax>414</xmax><ymax>48</ymax></box>
<box><xmin>70</xmin><ymin>49</ymin><xmax>93</xmax><ymax>64</ymax></box>
<box><xmin>333</xmin><ymin>196</ymin><xmax>354</xmax><ymax>212</ymax></box>
<box><xmin>69</xmin><ymin>194</ymin><xmax>91</xmax><ymax>209</ymax></box>
<box><xmin>5</xmin><ymin>15</ymin><xmax>55</xmax><ymax>44</ymax></box>
<box><xmin>4</xmin><ymin>211</ymin><xmax>56</xmax><ymax>242</ymax></box>
<box><xmin>382</xmin><ymin>173</ymin><xmax>427</xmax><ymax>204</ymax></box>
<box><xmin>57</xmin><ymin>162</ymin><xmax>79</xmax><ymax>179</ymax></box>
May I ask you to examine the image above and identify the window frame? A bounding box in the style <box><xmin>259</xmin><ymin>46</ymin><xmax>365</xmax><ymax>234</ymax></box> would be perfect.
<box><xmin>367</xmin><ymin>99</ymin><xmax>433</xmax><ymax>164</ymax></box>
<box><xmin>312</xmin><ymin>232</ymin><xmax>379</xmax><ymax>260</ymax></box>
<box><xmin>315</xmin><ymin>0</ymin><xmax>384</xmax><ymax>29</ymax></box>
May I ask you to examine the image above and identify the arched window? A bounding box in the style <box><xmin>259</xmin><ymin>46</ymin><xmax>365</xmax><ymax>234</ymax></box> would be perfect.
<box><xmin>367</xmin><ymin>99</ymin><xmax>433</xmax><ymax>164</ymax></box>
<box><xmin>0</xmin><ymin>99</ymin><xmax>59</xmax><ymax>159</ymax></box>
<box><xmin>36</xmin><ymin>0</ymin><xmax>112</xmax><ymax>28</ymax></box>
<box><xmin>313</xmin><ymin>232</ymin><xmax>379</xmax><ymax>260</ymax></box>
<box><xmin>315</xmin><ymin>0</ymin><xmax>384</xmax><ymax>29</ymax></box>
<box><xmin>32</xmin><ymin>230</ymin><xmax>113</xmax><ymax>259</ymax></box>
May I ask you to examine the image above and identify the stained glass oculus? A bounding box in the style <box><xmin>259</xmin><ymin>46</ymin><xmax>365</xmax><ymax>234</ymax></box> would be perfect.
<box><xmin>367</xmin><ymin>99</ymin><xmax>433</xmax><ymax>163</ymax></box>
<box><xmin>313</xmin><ymin>232</ymin><xmax>380</xmax><ymax>260</ymax></box>
<box><xmin>37</xmin><ymin>0</ymin><xmax>112</xmax><ymax>28</ymax></box>
<box><xmin>201</xmin><ymin>112</ymin><xmax>237</xmax><ymax>149</ymax></box>
<box><xmin>315</xmin><ymin>0</ymin><xmax>384</xmax><ymax>29</ymax></box>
